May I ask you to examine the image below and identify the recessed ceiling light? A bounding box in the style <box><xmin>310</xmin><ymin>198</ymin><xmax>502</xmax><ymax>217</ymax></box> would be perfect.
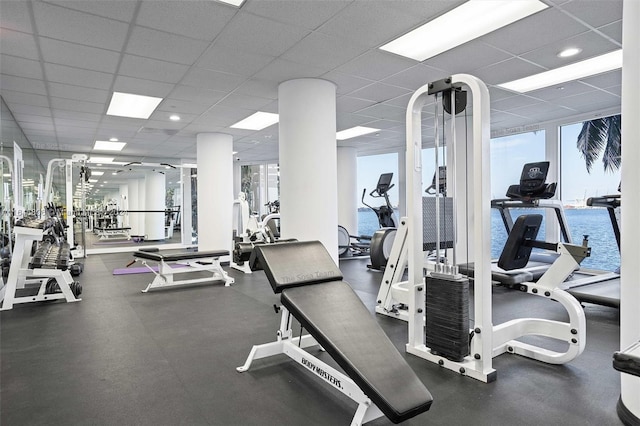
<box><xmin>380</xmin><ymin>0</ymin><xmax>548</xmax><ymax>61</ymax></box>
<box><xmin>106</xmin><ymin>92</ymin><xmax>163</xmax><ymax>119</ymax></box>
<box><xmin>336</xmin><ymin>126</ymin><xmax>380</xmax><ymax>140</ymax></box>
<box><xmin>109</xmin><ymin>137</ymin><xmax>119</xmax><ymax>142</ymax></box>
<box><xmin>231</xmin><ymin>112</ymin><xmax>279</xmax><ymax>130</ymax></box>
<box><xmin>557</xmin><ymin>47</ymin><xmax>582</xmax><ymax>58</ymax></box>
<box><xmin>91</xmin><ymin>171</ymin><xmax>104</xmax><ymax>176</ymax></box>
<box><xmin>94</xmin><ymin>140</ymin><xmax>126</xmax><ymax>151</ymax></box>
<box><xmin>215</xmin><ymin>0</ymin><xmax>245</xmax><ymax>6</ymax></box>
<box><xmin>89</xmin><ymin>157</ymin><xmax>114</xmax><ymax>164</ymax></box>
<box><xmin>498</xmin><ymin>49</ymin><xmax>622</xmax><ymax>93</ymax></box>
<box><xmin>112</xmin><ymin>172</ymin><xmax>118</xmax><ymax>176</ymax></box>
<box><xmin>88</xmin><ymin>179</ymin><xmax>98</xmax><ymax>183</ymax></box>
<box><xmin>169</xmin><ymin>114</ymin><xmax>181</xmax><ymax>121</ymax></box>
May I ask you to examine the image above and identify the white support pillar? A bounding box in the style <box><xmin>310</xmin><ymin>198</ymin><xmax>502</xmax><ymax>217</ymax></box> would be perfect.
<box><xmin>119</xmin><ymin>184</ymin><xmax>129</xmax><ymax>228</ymax></box>
<box><xmin>181</xmin><ymin>164</ymin><xmax>193</xmax><ymax>246</ymax></box>
<box><xmin>138</xmin><ymin>178</ymin><xmax>146</xmax><ymax>237</ymax></box>
<box><xmin>197</xmin><ymin>133</ymin><xmax>233</xmax><ymax>252</ymax></box>
<box><xmin>620</xmin><ymin>0</ymin><xmax>640</xmax><ymax>422</ymax></box>
<box><xmin>128</xmin><ymin>179</ymin><xmax>140</xmax><ymax>237</ymax></box>
<box><xmin>145</xmin><ymin>171</ymin><xmax>165</xmax><ymax>241</ymax></box>
<box><xmin>279</xmin><ymin>78</ymin><xmax>338</xmax><ymax>262</ymax></box>
<box><xmin>337</xmin><ymin>147</ymin><xmax>357</xmax><ymax>236</ymax></box>
<box><xmin>545</xmin><ymin>123</ymin><xmax>561</xmax><ymax>242</ymax></box>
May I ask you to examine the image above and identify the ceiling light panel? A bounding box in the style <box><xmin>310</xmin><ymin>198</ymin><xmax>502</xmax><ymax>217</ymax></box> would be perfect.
<box><xmin>498</xmin><ymin>49</ymin><xmax>622</xmax><ymax>93</ymax></box>
<box><xmin>380</xmin><ymin>0</ymin><xmax>548</xmax><ymax>61</ymax></box>
<box><xmin>88</xmin><ymin>157</ymin><xmax>114</xmax><ymax>163</ymax></box>
<box><xmin>230</xmin><ymin>111</ymin><xmax>279</xmax><ymax>130</ymax></box>
<box><xmin>106</xmin><ymin>92</ymin><xmax>163</xmax><ymax>119</ymax></box>
<box><xmin>94</xmin><ymin>140</ymin><xmax>127</xmax><ymax>151</ymax></box>
<box><xmin>215</xmin><ymin>0</ymin><xmax>245</xmax><ymax>6</ymax></box>
<box><xmin>336</xmin><ymin>126</ymin><xmax>379</xmax><ymax>140</ymax></box>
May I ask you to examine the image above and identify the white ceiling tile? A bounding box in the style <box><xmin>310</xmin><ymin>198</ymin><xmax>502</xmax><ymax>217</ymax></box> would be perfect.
<box><xmin>0</xmin><ymin>0</ymin><xmax>33</xmax><ymax>32</ymax></box>
<box><xmin>52</xmin><ymin>109</ymin><xmax>102</xmax><ymax>122</ymax></box>
<box><xmin>602</xmin><ymin>85</ymin><xmax>621</xmax><ymax>97</ymax></box>
<box><xmin>197</xmin><ymin>46</ymin><xmax>275</xmax><ymax>77</ymax></box>
<box><xmin>157</xmin><ymin>99</ymin><xmax>212</xmax><ymax>116</ymax></box>
<box><xmin>354</xmin><ymin>104</ymin><xmax>406</xmax><ymax>121</ymax></box>
<box><xmin>0</xmin><ymin>74</ymin><xmax>47</xmax><ymax>95</ymax></box>
<box><xmin>0</xmin><ymin>29</ymin><xmax>39</xmax><ymax>60</ymax></box>
<box><xmin>474</xmin><ymin>58</ymin><xmax>546</xmax><ymax>86</ymax></box>
<box><xmin>525</xmin><ymin>81</ymin><xmax>594</xmax><ymax>102</ymax></box>
<box><xmin>33</xmin><ymin>2</ymin><xmax>129</xmax><ymax>51</ymax></box>
<box><xmin>252</xmin><ymin>58</ymin><xmax>327</xmax><ymax>83</ymax></box>
<box><xmin>260</xmin><ymin>100</ymin><xmax>278</xmax><ymax>114</ymax></box>
<box><xmin>8</xmin><ymin>103</ymin><xmax>51</xmax><ymax>117</ymax></box>
<box><xmin>0</xmin><ymin>55</ymin><xmax>43</xmax><ymax>80</ymax></box>
<box><xmin>217</xmin><ymin>93</ymin><xmax>273</xmax><ymax>110</ymax></box>
<box><xmin>19</xmin><ymin>122</ymin><xmax>56</xmax><ymax>132</ymax></box>
<box><xmin>381</xmin><ymin>64</ymin><xmax>447</xmax><ymax>91</ymax></box>
<box><xmin>192</xmin><ymin>105</ymin><xmax>254</xmax><ymax>128</ymax></box>
<box><xmin>53</xmin><ymin>117</ymin><xmax>99</xmax><ymax>129</ymax></box>
<box><xmin>137</xmin><ymin>0</ymin><xmax>236</xmax><ymax>41</ymax></box>
<box><xmin>336</xmin><ymin>50</ymin><xmax>416</xmax><ymax>81</ymax></box>
<box><xmin>119</xmin><ymin>54</ymin><xmax>190</xmax><ymax>84</ymax></box>
<box><xmin>317</xmin><ymin>2</ymin><xmax>426</xmax><ymax>48</ymax></box>
<box><xmin>580</xmin><ymin>70</ymin><xmax>622</xmax><ymax>89</ymax></box>
<box><xmin>282</xmin><ymin>32</ymin><xmax>369</xmax><ymax>70</ymax></box>
<box><xmin>44</xmin><ymin>0</ymin><xmax>137</xmax><ymax>22</ymax></box>
<box><xmin>322</xmin><ymin>71</ymin><xmax>374</xmax><ymax>95</ymax></box>
<box><xmin>168</xmin><ymin>85</ymin><xmax>227</xmax><ymax>105</ymax></box>
<box><xmin>521</xmin><ymin>31</ymin><xmax>619</xmax><ymax>69</ymax></box>
<box><xmin>554</xmin><ymin>90</ymin><xmax>619</xmax><ymax>111</ymax></box>
<box><xmin>426</xmin><ymin>41</ymin><xmax>513</xmax><ymax>75</ymax></box>
<box><xmin>126</xmin><ymin>26</ymin><xmax>210</xmax><ymax>65</ymax></box>
<box><xmin>234</xmin><ymin>79</ymin><xmax>279</xmax><ymax>100</ymax></box>
<box><xmin>480</xmin><ymin>8</ymin><xmax>589</xmax><ymax>55</ymax></box>
<box><xmin>348</xmin><ymin>82</ymin><xmax>410</xmax><ymax>103</ymax></box>
<box><xmin>113</xmin><ymin>75</ymin><xmax>175</xmax><ymax>98</ymax></box>
<box><xmin>337</xmin><ymin>97</ymin><xmax>377</xmax><ymax>114</ymax></box>
<box><xmin>48</xmin><ymin>82</ymin><xmax>110</xmax><ymax>104</ymax></box>
<box><xmin>383</xmin><ymin>93</ymin><xmax>412</xmax><ymax>108</ymax></box>
<box><xmin>337</xmin><ymin>113</ymin><xmax>382</xmax><ymax>130</ymax></box>
<box><xmin>40</xmin><ymin>37</ymin><xmax>120</xmax><ymax>73</ymax></box>
<box><xmin>213</xmin><ymin>12</ymin><xmax>310</xmax><ymax>57</ymax></box>
<box><xmin>244</xmin><ymin>0</ymin><xmax>349</xmax><ymax>30</ymax></box>
<box><xmin>598</xmin><ymin>20</ymin><xmax>622</xmax><ymax>44</ymax></box>
<box><xmin>561</xmin><ymin>0</ymin><xmax>623</xmax><ymax>28</ymax></box>
<box><xmin>1</xmin><ymin>91</ymin><xmax>49</xmax><ymax>108</ymax></box>
<box><xmin>43</xmin><ymin>62</ymin><xmax>113</xmax><ymax>90</ymax></box>
<box><xmin>181</xmin><ymin>67</ymin><xmax>246</xmax><ymax>92</ymax></box>
<box><xmin>362</xmin><ymin>119</ymin><xmax>404</xmax><ymax>130</ymax></box>
<box><xmin>50</xmin><ymin>96</ymin><xmax>105</xmax><ymax>114</ymax></box>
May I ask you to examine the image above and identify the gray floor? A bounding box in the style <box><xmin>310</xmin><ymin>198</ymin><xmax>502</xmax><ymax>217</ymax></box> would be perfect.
<box><xmin>1</xmin><ymin>253</ymin><xmax>622</xmax><ymax>425</ymax></box>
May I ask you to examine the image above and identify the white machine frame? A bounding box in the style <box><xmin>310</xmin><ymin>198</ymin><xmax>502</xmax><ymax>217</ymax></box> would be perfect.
<box><xmin>95</xmin><ymin>226</ymin><xmax>132</xmax><ymax>240</ymax></box>
<box><xmin>135</xmin><ymin>253</ymin><xmax>234</xmax><ymax>293</ymax></box>
<box><xmin>237</xmin><ymin>307</ymin><xmax>384</xmax><ymax>426</ymax></box>
<box><xmin>1</xmin><ymin>225</ymin><xmax>81</xmax><ymax>310</ymax></box>
<box><xmin>403</xmin><ymin>74</ymin><xmax>586</xmax><ymax>382</ymax></box>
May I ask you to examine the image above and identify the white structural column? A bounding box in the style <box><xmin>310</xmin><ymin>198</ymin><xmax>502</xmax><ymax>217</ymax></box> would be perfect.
<box><xmin>128</xmin><ymin>179</ymin><xmax>140</xmax><ymax>237</ymax></box>
<box><xmin>119</xmin><ymin>184</ymin><xmax>129</xmax><ymax>228</ymax></box>
<box><xmin>337</xmin><ymin>147</ymin><xmax>357</xmax><ymax>235</ymax></box>
<box><xmin>145</xmin><ymin>172</ymin><xmax>165</xmax><ymax>240</ymax></box>
<box><xmin>279</xmin><ymin>78</ymin><xmax>338</xmax><ymax>262</ymax></box>
<box><xmin>137</xmin><ymin>177</ymin><xmax>146</xmax><ymax>237</ymax></box>
<box><xmin>620</xmin><ymin>0</ymin><xmax>640</xmax><ymax>422</ymax></box>
<box><xmin>181</xmin><ymin>165</ymin><xmax>193</xmax><ymax>246</ymax></box>
<box><xmin>196</xmin><ymin>133</ymin><xmax>233</xmax><ymax>252</ymax></box>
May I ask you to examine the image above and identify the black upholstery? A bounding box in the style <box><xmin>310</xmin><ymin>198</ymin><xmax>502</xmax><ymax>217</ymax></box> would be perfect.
<box><xmin>505</xmin><ymin>162</ymin><xmax>556</xmax><ymax>200</ymax></box>
<box><xmin>253</xmin><ymin>241</ymin><xmax>343</xmax><ymax>293</ymax></box>
<box><xmin>498</xmin><ymin>215</ymin><xmax>542</xmax><ymax>271</ymax></box>
<box><xmin>134</xmin><ymin>249</ymin><xmax>228</xmax><ymax>262</ymax></box>
<box><xmin>95</xmin><ymin>227</ymin><xmax>131</xmax><ymax>231</ymax></box>
<box><xmin>254</xmin><ymin>241</ymin><xmax>433</xmax><ymax>424</ymax></box>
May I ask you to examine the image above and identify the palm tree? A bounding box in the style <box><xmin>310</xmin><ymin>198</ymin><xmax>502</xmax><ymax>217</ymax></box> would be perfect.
<box><xmin>576</xmin><ymin>114</ymin><xmax>621</xmax><ymax>173</ymax></box>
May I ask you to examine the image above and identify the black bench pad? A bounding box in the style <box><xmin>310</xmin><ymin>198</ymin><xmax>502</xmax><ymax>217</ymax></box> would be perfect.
<box><xmin>134</xmin><ymin>250</ymin><xmax>228</xmax><ymax>262</ymax></box>
<box><xmin>281</xmin><ymin>280</ymin><xmax>433</xmax><ymax>423</ymax></box>
<box><xmin>95</xmin><ymin>227</ymin><xmax>131</xmax><ymax>231</ymax></box>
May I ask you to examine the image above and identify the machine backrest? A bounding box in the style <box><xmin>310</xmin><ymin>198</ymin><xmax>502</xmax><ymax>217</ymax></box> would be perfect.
<box><xmin>253</xmin><ymin>241</ymin><xmax>343</xmax><ymax>293</ymax></box>
<box><xmin>497</xmin><ymin>214</ymin><xmax>542</xmax><ymax>271</ymax></box>
<box><xmin>506</xmin><ymin>162</ymin><xmax>556</xmax><ymax>199</ymax></box>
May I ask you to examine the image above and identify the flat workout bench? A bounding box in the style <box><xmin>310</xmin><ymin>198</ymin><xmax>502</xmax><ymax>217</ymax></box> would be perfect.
<box><xmin>133</xmin><ymin>249</ymin><xmax>234</xmax><ymax>293</ymax></box>
<box><xmin>237</xmin><ymin>241</ymin><xmax>432</xmax><ymax>425</ymax></box>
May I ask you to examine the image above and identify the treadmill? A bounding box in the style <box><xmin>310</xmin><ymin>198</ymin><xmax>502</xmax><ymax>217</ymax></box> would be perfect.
<box><xmin>566</xmin><ymin>193</ymin><xmax>621</xmax><ymax>308</ymax></box>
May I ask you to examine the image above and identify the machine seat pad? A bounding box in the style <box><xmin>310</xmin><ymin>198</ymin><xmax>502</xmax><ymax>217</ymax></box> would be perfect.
<box><xmin>253</xmin><ymin>241</ymin><xmax>343</xmax><ymax>293</ymax></box>
<box><xmin>95</xmin><ymin>227</ymin><xmax>131</xmax><ymax>231</ymax></box>
<box><xmin>134</xmin><ymin>249</ymin><xmax>228</xmax><ymax>262</ymax></box>
<box><xmin>281</xmin><ymin>280</ymin><xmax>433</xmax><ymax>423</ymax></box>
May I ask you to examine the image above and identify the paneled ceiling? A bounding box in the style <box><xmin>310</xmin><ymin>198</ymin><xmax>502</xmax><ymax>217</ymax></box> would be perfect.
<box><xmin>0</xmin><ymin>0</ymin><xmax>623</xmax><ymax>192</ymax></box>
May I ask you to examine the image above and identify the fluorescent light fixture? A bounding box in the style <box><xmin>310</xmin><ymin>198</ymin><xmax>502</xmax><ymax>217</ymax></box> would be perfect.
<box><xmin>94</xmin><ymin>140</ymin><xmax>126</xmax><ymax>151</ymax></box>
<box><xmin>109</xmin><ymin>137</ymin><xmax>119</xmax><ymax>142</ymax></box>
<box><xmin>88</xmin><ymin>157</ymin><xmax>114</xmax><ymax>164</ymax></box>
<box><xmin>3</xmin><ymin>173</ymin><xmax>10</xmax><ymax>177</ymax></box>
<box><xmin>182</xmin><ymin>163</ymin><xmax>197</xmax><ymax>168</ymax></box>
<box><xmin>380</xmin><ymin>0</ymin><xmax>548</xmax><ymax>61</ymax></box>
<box><xmin>106</xmin><ymin>92</ymin><xmax>162</xmax><ymax>119</ymax></box>
<box><xmin>88</xmin><ymin>179</ymin><xmax>98</xmax><ymax>183</ymax></box>
<box><xmin>558</xmin><ymin>47</ymin><xmax>582</xmax><ymax>58</ymax></box>
<box><xmin>169</xmin><ymin>114</ymin><xmax>181</xmax><ymax>121</ymax></box>
<box><xmin>91</xmin><ymin>171</ymin><xmax>104</xmax><ymax>176</ymax></box>
<box><xmin>231</xmin><ymin>112</ymin><xmax>279</xmax><ymax>130</ymax></box>
<box><xmin>498</xmin><ymin>49</ymin><xmax>622</xmax><ymax>93</ymax></box>
<box><xmin>215</xmin><ymin>0</ymin><xmax>245</xmax><ymax>6</ymax></box>
<box><xmin>336</xmin><ymin>126</ymin><xmax>380</xmax><ymax>140</ymax></box>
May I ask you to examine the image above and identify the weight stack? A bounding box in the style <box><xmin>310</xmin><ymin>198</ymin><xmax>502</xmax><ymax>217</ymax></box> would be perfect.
<box><xmin>426</xmin><ymin>274</ymin><xmax>470</xmax><ymax>362</ymax></box>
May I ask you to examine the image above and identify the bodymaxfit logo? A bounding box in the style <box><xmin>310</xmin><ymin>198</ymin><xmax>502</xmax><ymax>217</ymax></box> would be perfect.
<box><xmin>301</xmin><ymin>357</ymin><xmax>343</xmax><ymax>389</ymax></box>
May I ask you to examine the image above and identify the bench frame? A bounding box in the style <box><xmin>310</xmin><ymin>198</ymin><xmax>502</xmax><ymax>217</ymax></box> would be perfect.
<box><xmin>95</xmin><ymin>227</ymin><xmax>131</xmax><ymax>240</ymax></box>
<box><xmin>134</xmin><ymin>252</ymin><xmax>234</xmax><ymax>293</ymax></box>
<box><xmin>237</xmin><ymin>307</ymin><xmax>384</xmax><ymax>426</ymax></box>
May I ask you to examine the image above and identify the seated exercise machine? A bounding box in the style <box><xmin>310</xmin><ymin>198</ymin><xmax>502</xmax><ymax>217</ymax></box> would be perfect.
<box><xmin>131</xmin><ymin>248</ymin><xmax>234</xmax><ymax>293</ymax></box>
<box><xmin>237</xmin><ymin>241</ymin><xmax>433</xmax><ymax>425</ymax></box>
<box><xmin>398</xmin><ymin>74</ymin><xmax>586</xmax><ymax>382</ymax></box>
<box><xmin>94</xmin><ymin>226</ymin><xmax>132</xmax><ymax>240</ymax></box>
<box><xmin>1</xmin><ymin>218</ymin><xmax>82</xmax><ymax>310</ymax></box>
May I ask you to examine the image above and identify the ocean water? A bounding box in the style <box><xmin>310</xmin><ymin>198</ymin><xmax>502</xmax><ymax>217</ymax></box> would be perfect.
<box><xmin>358</xmin><ymin>207</ymin><xmax>620</xmax><ymax>272</ymax></box>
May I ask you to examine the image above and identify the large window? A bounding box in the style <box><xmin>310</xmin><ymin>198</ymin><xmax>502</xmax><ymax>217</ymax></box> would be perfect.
<box><xmin>357</xmin><ymin>153</ymin><xmax>398</xmax><ymax>236</ymax></box>
<box><xmin>560</xmin><ymin>118</ymin><xmax>620</xmax><ymax>271</ymax></box>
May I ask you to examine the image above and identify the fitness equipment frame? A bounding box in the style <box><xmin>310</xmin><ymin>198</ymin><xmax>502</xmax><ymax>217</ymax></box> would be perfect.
<box><xmin>403</xmin><ymin>74</ymin><xmax>586</xmax><ymax>382</ymax></box>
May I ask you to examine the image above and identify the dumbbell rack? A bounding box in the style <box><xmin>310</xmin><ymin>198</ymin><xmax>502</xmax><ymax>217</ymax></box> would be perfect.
<box><xmin>0</xmin><ymin>225</ymin><xmax>81</xmax><ymax>310</ymax></box>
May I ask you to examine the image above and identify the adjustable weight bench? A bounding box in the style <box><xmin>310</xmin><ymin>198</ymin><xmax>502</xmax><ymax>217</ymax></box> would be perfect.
<box><xmin>237</xmin><ymin>241</ymin><xmax>432</xmax><ymax>425</ymax></box>
<box><xmin>133</xmin><ymin>249</ymin><xmax>234</xmax><ymax>293</ymax></box>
